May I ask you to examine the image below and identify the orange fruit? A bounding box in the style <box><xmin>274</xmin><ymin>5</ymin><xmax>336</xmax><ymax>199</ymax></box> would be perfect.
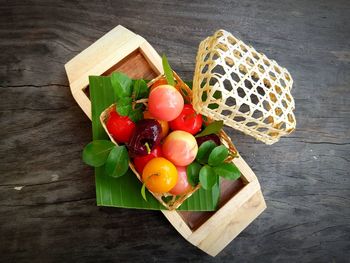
<box><xmin>142</xmin><ymin>157</ymin><xmax>178</xmax><ymax>193</ymax></box>
<box><xmin>143</xmin><ymin>111</ymin><xmax>169</xmax><ymax>139</ymax></box>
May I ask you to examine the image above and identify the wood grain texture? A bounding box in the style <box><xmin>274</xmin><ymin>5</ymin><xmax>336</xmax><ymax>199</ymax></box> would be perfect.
<box><xmin>0</xmin><ymin>0</ymin><xmax>349</xmax><ymax>262</ymax></box>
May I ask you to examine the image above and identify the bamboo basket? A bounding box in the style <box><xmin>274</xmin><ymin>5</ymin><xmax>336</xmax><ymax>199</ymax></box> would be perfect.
<box><xmin>99</xmin><ymin>73</ymin><xmax>238</xmax><ymax>210</ymax></box>
<box><xmin>193</xmin><ymin>30</ymin><xmax>296</xmax><ymax>144</ymax></box>
<box><xmin>65</xmin><ymin>25</ymin><xmax>266</xmax><ymax>257</ymax></box>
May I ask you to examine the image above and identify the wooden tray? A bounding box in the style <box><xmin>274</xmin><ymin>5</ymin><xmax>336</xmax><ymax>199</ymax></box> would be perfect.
<box><xmin>65</xmin><ymin>25</ymin><xmax>266</xmax><ymax>257</ymax></box>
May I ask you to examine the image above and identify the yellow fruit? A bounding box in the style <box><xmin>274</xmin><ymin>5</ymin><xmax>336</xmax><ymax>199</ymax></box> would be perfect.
<box><xmin>142</xmin><ymin>157</ymin><xmax>178</xmax><ymax>193</ymax></box>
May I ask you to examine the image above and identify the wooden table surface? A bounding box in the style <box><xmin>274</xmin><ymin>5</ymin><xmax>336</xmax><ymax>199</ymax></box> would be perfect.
<box><xmin>1</xmin><ymin>0</ymin><xmax>349</xmax><ymax>262</ymax></box>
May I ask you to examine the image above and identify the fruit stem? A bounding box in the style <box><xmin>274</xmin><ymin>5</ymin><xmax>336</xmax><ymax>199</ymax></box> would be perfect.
<box><xmin>145</xmin><ymin>142</ymin><xmax>151</xmax><ymax>154</ymax></box>
<box><xmin>134</xmin><ymin>98</ymin><xmax>149</xmax><ymax>106</ymax></box>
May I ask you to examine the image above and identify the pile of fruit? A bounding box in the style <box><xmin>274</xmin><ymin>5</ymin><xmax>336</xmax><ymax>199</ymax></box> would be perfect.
<box><xmin>83</xmin><ymin>56</ymin><xmax>240</xmax><ymax>207</ymax></box>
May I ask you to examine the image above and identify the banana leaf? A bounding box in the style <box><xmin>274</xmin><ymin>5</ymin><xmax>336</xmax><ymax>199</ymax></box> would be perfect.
<box><xmin>90</xmin><ymin>75</ymin><xmax>219</xmax><ymax>211</ymax></box>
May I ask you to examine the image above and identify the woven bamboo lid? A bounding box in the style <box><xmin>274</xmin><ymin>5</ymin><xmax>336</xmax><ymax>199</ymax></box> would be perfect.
<box><xmin>192</xmin><ymin>30</ymin><xmax>296</xmax><ymax>144</ymax></box>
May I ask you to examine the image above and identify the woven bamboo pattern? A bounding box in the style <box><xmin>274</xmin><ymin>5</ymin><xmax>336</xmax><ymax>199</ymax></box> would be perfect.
<box><xmin>192</xmin><ymin>30</ymin><xmax>296</xmax><ymax>144</ymax></box>
<box><xmin>100</xmin><ymin>73</ymin><xmax>238</xmax><ymax>210</ymax></box>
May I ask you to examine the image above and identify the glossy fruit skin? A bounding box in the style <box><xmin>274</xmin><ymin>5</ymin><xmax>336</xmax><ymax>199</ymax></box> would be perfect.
<box><xmin>170</xmin><ymin>104</ymin><xmax>203</xmax><ymax>135</ymax></box>
<box><xmin>196</xmin><ymin>134</ymin><xmax>221</xmax><ymax>147</ymax></box>
<box><xmin>148</xmin><ymin>85</ymin><xmax>184</xmax><ymax>122</ymax></box>
<box><xmin>133</xmin><ymin>146</ymin><xmax>162</xmax><ymax>174</ymax></box>
<box><xmin>106</xmin><ymin>111</ymin><xmax>135</xmax><ymax>143</ymax></box>
<box><xmin>142</xmin><ymin>157</ymin><xmax>178</xmax><ymax>194</ymax></box>
<box><xmin>143</xmin><ymin>111</ymin><xmax>169</xmax><ymax>139</ymax></box>
<box><xmin>127</xmin><ymin>119</ymin><xmax>162</xmax><ymax>157</ymax></box>
<box><xmin>169</xmin><ymin>166</ymin><xmax>192</xmax><ymax>195</ymax></box>
<box><xmin>162</xmin><ymin>130</ymin><xmax>198</xmax><ymax>166</ymax></box>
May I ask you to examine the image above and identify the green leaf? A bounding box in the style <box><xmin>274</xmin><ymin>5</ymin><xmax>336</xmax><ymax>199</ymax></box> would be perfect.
<box><xmin>162</xmin><ymin>196</ymin><xmax>173</xmax><ymax>203</ymax></box>
<box><xmin>128</xmin><ymin>108</ymin><xmax>143</xmax><ymax>122</ymax></box>
<box><xmin>186</xmin><ymin>162</ymin><xmax>202</xmax><ymax>187</ymax></box>
<box><xmin>133</xmin><ymin>79</ymin><xmax>149</xmax><ymax>99</ymax></box>
<box><xmin>116</xmin><ymin>97</ymin><xmax>132</xmax><ymax>116</ymax></box>
<box><xmin>214</xmin><ymin>163</ymin><xmax>241</xmax><ymax>180</ymax></box>
<box><xmin>111</xmin><ymin>72</ymin><xmax>133</xmax><ymax>98</ymax></box>
<box><xmin>105</xmin><ymin>145</ymin><xmax>130</xmax><ymax>178</ymax></box>
<box><xmin>213</xmin><ymin>90</ymin><xmax>222</xmax><ymax>99</ymax></box>
<box><xmin>211</xmin><ymin>179</ymin><xmax>221</xmax><ymax>209</ymax></box>
<box><xmin>199</xmin><ymin>165</ymin><xmax>218</xmax><ymax>190</ymax></box>
<box><xmin>162</xmin><ymin>54</ymin><xmax>175</xmax><ymax>86</ymax></box>
<box><xmin>195</xmin><ymin>120</ymin><xmax>224</xmax><ymax>138</ymax></box>
<box><xmin>82</xmin><ymin>140</ymin><xmax>115</xmax><ymax>167</ymax></box>
<box><xmin>208</xmin><ymin>145</ymin><xmax>229</xmax><ymax>166</ymax></box>
<box><xmin>141</xmin><ymin>183</ymin><xmax>147</xmax><ymax>201</ymax></box>
<box><xmin>196</xmin><ymin>140</ymin><xmax>216</xmax><ymax>164</ymax></box>
<box><xmin>184</xmin><ymin>81</ymin><xmax>193</xmax><ymax>89</ymax></box>
<box><xmin>208</xmin><ymin>91</ymin><xmax>222</xmax><ymax>109</ymax></box>
<box><xmin>208</xmin><ymin>103</ymin><xmax>219</xmax><ymax>109</ymax></box>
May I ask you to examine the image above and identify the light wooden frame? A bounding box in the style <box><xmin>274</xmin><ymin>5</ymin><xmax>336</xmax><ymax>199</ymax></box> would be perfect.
<box><xmin>65</xmin><ymin>25</ymin><xmax>266</xmax><ymax>257</ymax></box>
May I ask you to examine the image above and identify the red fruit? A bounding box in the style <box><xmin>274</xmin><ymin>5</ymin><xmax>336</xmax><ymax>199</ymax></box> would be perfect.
<box><xmin>162</xmin><ymin>131</ymin><xmax>198</xmax><ymax>166</ymax></box>
<box><xmin>169</xmin><ymin>104</ymin><xmax>203</xmax><ymax>135</ymax></box>
<box><xmin>127</xmin><ymin>119</ymin><xmax>162</xmax><ymax>157</ymax></box>
<box><xmin>106</xmin><ymin>111</ymin><xmax>135</xmax><ymax>143</ymax></box>
<box><xmin>148</xmin><ymin>85</ymin><xmax>184</xmax><ymax>121</ymax></box>
<box><xmin>133</xmin><ymin>146</ymin><xmax>162</xmax><ymax>174</ymax></box>
<box><xmin>169</xmin><ymin>166</ymin><xmax>192</xmax><ymax>195</ymax></box>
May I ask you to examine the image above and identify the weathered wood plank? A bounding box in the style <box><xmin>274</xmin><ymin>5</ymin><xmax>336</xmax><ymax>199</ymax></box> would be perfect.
<box><xmin>0</xmin><ymin>0</ymin><xmax>349</xmax><ymax>262</ymax></box>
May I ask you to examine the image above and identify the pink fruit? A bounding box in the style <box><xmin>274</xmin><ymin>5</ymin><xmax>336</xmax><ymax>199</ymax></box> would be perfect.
<box><xmin>162</xmin><ymin>131</ymin><xmax>198</xmax><ymax>166</ymax></box>
<box><xmin>148</xmin><ymin>85</ymin><xmax>184</xmax><ymax>121</ymax></box>
<box><xmin>169</xmin><ymin>166</ymin><xmax>192</xmax><ymax>195</ymax></box>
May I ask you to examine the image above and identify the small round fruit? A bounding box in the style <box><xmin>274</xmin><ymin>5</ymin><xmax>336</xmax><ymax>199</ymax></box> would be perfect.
<box><xmin>143</xmin><ymin>111</ymin><xmax>169</xmax><ymax>139</ymax></box>
<box><xmin>133</xmin><ymin>146</ymin><xmax>162</xmax><ymax>174</ymax></box>
<box><xmin>162</xmin><ymin>131</ymin><xmax>198</xmax><ymax>166</ymax></box>
<box><xmin>169</xmin><ymin>166</ymin><xmax>192</xmax><ymax>195</ymax></box>
<box><xmin>142</xmin><ymin>157</ymin><xmax>178</xmax><ymax>194</ymax></box>
<box><xmin>106</xmin><ymin>111</ymin><xmax>135</xmax><ymax>143</ymax></box>
<box><xmin>170</xmin><ymin>104</ymin><xmax>203</xmax><ymax>135</ymax></box>
<box><xmin>148</xmin><ymin>85</ymin><xmax>184</xmax><ymax>121</ymax></box>
<box><xmin>127</xmin><ymin>119</ymin><xmax>162</xmax><ymax>157</ymax></box>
